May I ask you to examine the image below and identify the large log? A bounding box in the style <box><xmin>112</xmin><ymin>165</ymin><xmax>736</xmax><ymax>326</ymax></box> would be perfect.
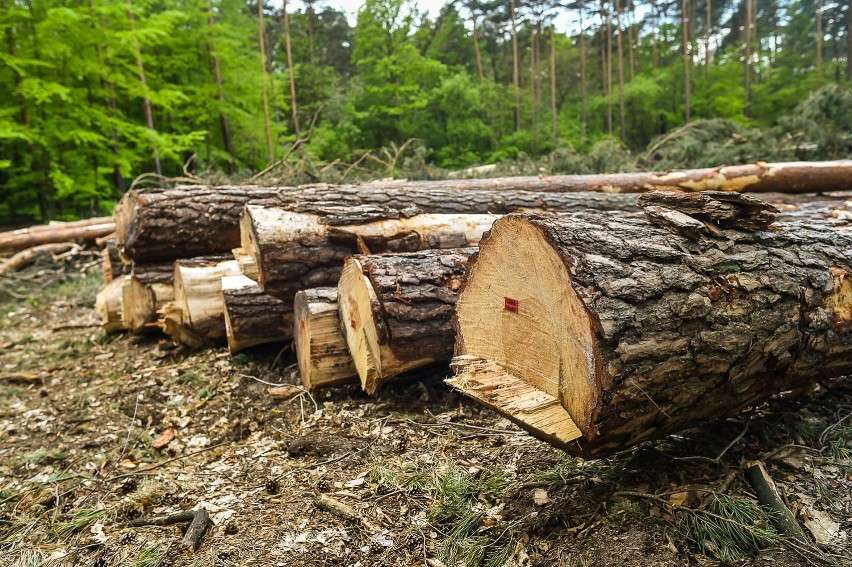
<box><xmin>338</xmin><ymin>248</ymin><xmax>474</xmax><ymax>395</ymax></box>
<box><xmin>121</xmin><ymin>262</ymin><xmax>174</xmax><ymax>334</ymax></box>
<box><xmin>161</xmin><ymin>257</ymin><xmax>239</xmax><ymax>347</ymax></box>
<box><xmin>358</xmin><ymin>161</ymin><xmax>851</xmax><ymax>194</ymax></box>
<box><xmin>294</xmin><ymin>288</ymin><xmax>357</xmax><ymax>391</ymax></box>
<box><xmin>0</xmin><ymin>216</ymin><xmax>115</xmax><ymax>255</ymax></box>
<box><xmin>448</xmin><ymin>206</ymin><xmax>852</xmax><ymax>459</ymax></box>
<box><xmin>241</xmin><ymin>205</ymin><xmax>496</xmax><ymax>337</ymax></box>
<box><xmin>222</xmin><ymin>274</ymin><xmax>291</xmax><ymax>353</ymax></box>
<box><xmin>95</xmin><ymin>276</ymin><xmax>127</xmax><ymax>333</ymax></box>
<box><xmin>115</xmin><ymin>168</ymin><xmax>852</xmax><ymax>263</ymax></box>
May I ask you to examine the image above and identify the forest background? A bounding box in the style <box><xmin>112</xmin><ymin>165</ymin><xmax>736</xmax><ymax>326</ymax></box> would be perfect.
<box><xmin>0</xmin><ymin>0</ymin><xmax>849</xmax><ymax>224</ymax></box>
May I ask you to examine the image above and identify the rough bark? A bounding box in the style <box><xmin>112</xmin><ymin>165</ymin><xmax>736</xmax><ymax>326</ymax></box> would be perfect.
<box><xmin>163</xmin><ymin>256</ymin><xmax>239</xmax><ymax>346</ymax></box>
<box><xmin>95</xmin><ymin>276</ymin><xmax>126</xmax><ymax>333</ymax></box>
<box><xmin>338</xmin><ymin>248</ymin><xmax>474</xmax><ymax>395</ymax></box>
<box><xmin>0</xmin><ymin>217</ymin><xmax>114</xmax><ymax>255</ymax></box>
<box><xmin>115</xmin><ymin>165</ymin><xmax>851</xmax><ymax>262</ymax></box>
<box><xmin>113</xmin><ymin>185</ymin><xmax>639</xmax><ymax>263</ymax></box>
<box><xmin>450</xmin><ymin>211</ymin><xmax>852</xmax><ymax>459</ymax></box>
<box><xmin>241</xmin><ymin>205</ymin><xmax>497</xmax><ymax>328</ymax></box>
<box><xmin>222</xmin><ymin>274</ymin><xmax>291</xmax><ymax>353</ymax></box>
<box><xmin>121</xmin><ymin>261</ymin><xmax>174</xmax><ymax>334</ymax></box>
<box><xmin>294</xmin><ymin>287</ymin><xmax>357</xmax><ymax>391</ymax></box>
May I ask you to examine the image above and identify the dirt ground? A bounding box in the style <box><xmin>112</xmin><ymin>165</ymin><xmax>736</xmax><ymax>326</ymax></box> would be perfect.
<box><xmin>0</xmin><ymin>259</ymin><xmax>850</xmax><ymax>567</ymax></box>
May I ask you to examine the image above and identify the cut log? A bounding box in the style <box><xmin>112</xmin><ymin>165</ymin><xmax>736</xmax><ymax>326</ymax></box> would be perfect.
<box><xmin>115</xmin><ymin>170</ymin><xmax>851</xmax><ymax>263</ymax></box>
<box><xmin>95</xmin><ymin>276</ymin><xmax>127</xmax><ymax>333</ymax></box>
<box><xmin>0</xmin><ymin>242</ymin><xmax>75</xmax><ymax>275</ymax></box>
<box><xmin>294</xmin><ymin>288</ymin><xmax>357</xmax><ymax>391</ymax></box>
<box><xmin>115</xmin><ymin>185</ymin><xmax>647</xmax><ymax>262</ymax></box>
<box><xmin>242</xmin><ymin>206</ymin><xmax>496</xmax><ymax>337</ymax></box>
<box><xmin>163</xmin><ymin>257</ymin><xmax>240</xmax><ymax>347</ymax></box>
<box><xmin>448</xmin><ymin>211</ymin><xmax>852</xmax><ymax>459</ymax></box>
<box><xmin>0</xmin><ymin>216</ymin><xmax>115</xmax><ymax>255</ymax></box>
<box><xmin>222</xmin><ymin>274</ymin><xmax>291</xmax><ymax>353</ymax></box>
<box><xmin>353</xmin><ymin>160</ymin><xmax>851</xmax><ymax>194</ymax></box>
<box><xmin>101</xmin><ymin>237</ymin><xmax>126</xmax><ymax>284</ymax></box>
<box><xmin>338</xmin><ymin>248</ymin><xmax>474</xmax><ymax>395</ymax></box>
<box><xmin>121</xmin><ymin>262</ymin><xmax>174</xmax><ymax>334</ymax></box>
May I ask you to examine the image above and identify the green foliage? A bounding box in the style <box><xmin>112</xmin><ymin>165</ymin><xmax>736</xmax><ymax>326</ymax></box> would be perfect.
<box><xmin>679</xmin><ymin>495</ymin><xmax>780</xmax><ymax>562</ymax></box>
<box><xmin>0</xmin><ymin>0</ymin><xmax>847</xmax><ymax>224</ymax></box>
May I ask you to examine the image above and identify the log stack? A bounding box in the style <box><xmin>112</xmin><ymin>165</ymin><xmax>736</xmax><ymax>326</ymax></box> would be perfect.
<box><xmin>448</xmin><ymin>191</ymin><xmax>852</xmax><ymax>458</ymax></box>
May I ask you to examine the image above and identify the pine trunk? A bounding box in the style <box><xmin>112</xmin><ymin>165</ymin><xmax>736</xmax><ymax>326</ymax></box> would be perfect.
<box><xmin>294</xmin><ymin>287</ymin><xmax>357</xmax><ymax>391</ymax></box>
<box><xmin>338</xmin><ymin>248</ymin><xmax>474</xmax><ymax>395</ymax></box>
<box><xmin>450</xmin><ymin>201</ymin><xmax>852</xmax><ymax>458</ymax></box>
<box><xmin>223</xmin><ymin>274</ymin><xmax>291</xmax><ymax>353</ymax></box>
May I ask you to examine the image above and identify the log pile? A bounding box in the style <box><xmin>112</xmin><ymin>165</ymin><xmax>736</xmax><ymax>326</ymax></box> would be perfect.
<box><xmin>88</xmin><ymin>161</ymin><xmax>852</xmax><ymax>458</ymax></box>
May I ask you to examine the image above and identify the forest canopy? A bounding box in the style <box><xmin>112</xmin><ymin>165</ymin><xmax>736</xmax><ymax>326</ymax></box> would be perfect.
<box><xmin>0</xmin><ymin>0</ymin><xmax>849</xmax><ymax>224</ymax></box>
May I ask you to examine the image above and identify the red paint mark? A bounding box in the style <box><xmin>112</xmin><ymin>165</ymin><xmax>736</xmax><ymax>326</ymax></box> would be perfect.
<box><xmin>350</xmin><ymin>319</ymin><xmax>357</xmax><ymax>329</ymax></box>
<box><xmin>299</xmin><ymin>319</ymin><xmax>305</xmax><ymax>330</ymax></box>
<box><xmin>504</xmin><ymin>297</ymin><xmax>519</xmax><ymax>313</ymax></box>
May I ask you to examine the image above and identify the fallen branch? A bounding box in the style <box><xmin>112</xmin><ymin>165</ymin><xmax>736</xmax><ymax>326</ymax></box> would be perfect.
<box><xmin>744</xmin><ymin>461</ymin><xmax>809</xmax><ymax>544</ymax></box>
<box><xmin>0</xmin><ymin>243</ymin><xmax>76</xmax><ymax>275</ymax></box>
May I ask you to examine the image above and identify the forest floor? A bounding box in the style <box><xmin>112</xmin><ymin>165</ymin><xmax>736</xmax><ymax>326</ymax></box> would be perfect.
<box><xmin>0</xmin><ymin>259</ymin><xmax>850</xmax><ymax>567</ymax></box>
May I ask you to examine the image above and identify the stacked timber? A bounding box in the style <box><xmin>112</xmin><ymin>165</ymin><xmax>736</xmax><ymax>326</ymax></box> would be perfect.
<box><xmin>223</xmin><ymin>275</ymin><xmax>290</xmax><ymax>353</ymax></box>
<box><xmin>121</xmin><ymin>262</ymin><xmax>174</xmax><ymax>334</ymax></box>
<box><xmin>160</xmin><ymin>256</ymin><xmax>239</xmax><ymax>348</ymax></box>
<box><xmin>337</xmin><ymin>248</ymin><xmax>475</xmax><ymax>394</ymax></box>
<box><xmin>447</xmin><ymin>191</ymin><xmax>852</xmax><ymax>458</ymax></box>
<box><xmin>294</xmin><ymin>288</ymin><xmax>356</xmax><ymax>391</ymax></box>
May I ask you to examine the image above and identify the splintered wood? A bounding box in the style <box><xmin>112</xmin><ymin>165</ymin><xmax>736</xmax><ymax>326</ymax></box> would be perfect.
<box><xmin>451</xmin><ymin>210</ymin><xmax>852</xmax><ymax>458</ymax></box>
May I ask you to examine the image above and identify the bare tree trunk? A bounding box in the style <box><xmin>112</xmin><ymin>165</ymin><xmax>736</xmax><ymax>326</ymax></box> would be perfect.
<box><xmin>258</xmin><ymin>0</ymin><xmax>274</xmax><ymax>162</ymax></box>
<box><xmin>550</xmin><ymin>25</ymin><xmax>557</xmax><ymax>141</ymax></box>
<box><xmin>651</xmin><ymin>0</ymin><xmax>658</xmax><ymax>68</ymax></box>
<box><xmin>744</xmin><ymin>0</ymin><xmax>752</xmax><ymax>118</ymax></box>
<box><xmin>605</xmin><ymin>1</ymin><xmax>613</xmax><ymax>135</ymax></box>
<box><xmin>511</xmin><ymin>0</ymin><xmax>521</xmax><ymax>131</ymax></box>
<box><xmin>615</xmin><ymin>0</ymin><xmax>626</xmax><ymax>142</ymax></box>
<box><xmin>207</xmin><ymin>0</ymin><xmax>234</xmax><ymax>172</ymax></box>
<box><xmin>847</xmin><ymin>0</ymin><xmax>851</xmax><ymax>81</ymax></box>
<box><xmin>816</xmin><ymin>0</ymin><xmax>823</xmax><ymax>84</ymax></box>
<box><xmin>579</xmin><ymin>0</ymin><xmax>587</xmax><ymax>147</ymax></box>
<box><xmin>472</xmin><ymin>10</ymin><xmax>485</xmax><ymax>81</ymax></box>
<box><xmin>705</xmin><ymin>0</ymin><xmax>711</xmax><ymax>71</ymax></box>
<box><xmin>627</xmin><ymin>3</ymin><xmax>635</xmax><ymax>80</ymax></box>
<box><xmin>681</xmin><ymin>0</ymin><xmax>690</xmax><ymax>123</ymax></box>
<box><xmin>531</xmin><ymin>24</ymin><xmax>537</xmax><ymax>149</ymax></box>
<box><xmin>282</xmin><ymin>0</ymin><xmax>299</xmax><ymax>137</ymax></box>
<box><xmin>126</xmin><ymin>0</ymin><xmax>161</xmax><ymax>176</ymax></box>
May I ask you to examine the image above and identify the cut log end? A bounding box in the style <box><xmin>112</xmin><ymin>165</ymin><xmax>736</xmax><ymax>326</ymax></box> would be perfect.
<box><xmin>453</xmin><ymin>216</ymin><xmax>600</xmax><ymax>437</ymax></box>
<box><xmin>294</xmin><ymin>288</ymin><xmax>357</xmax><ymax>392</ymax></box>
<box><xmin>167</xmin><ymin>258</ymin><xmax>240</xmax><ymax>346</ymax></box>
<box><xmin>96</xmin><ymin>276</ymin><xmax>127</xmax><ymax>333</ymax></box>
<box><xmin>122</xmin><ymin>277</ymin><xmax>174</xmax><ymax>334</ymax></box>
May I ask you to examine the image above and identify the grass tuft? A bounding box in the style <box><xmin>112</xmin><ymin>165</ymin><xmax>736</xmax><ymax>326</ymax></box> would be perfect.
<box><xmin>52</xmin><ymin>508</ymin><xmax>106</xmax><ymax>538</ymax></box>
<box><xmin>127</xmin><ymin>543</ymin><xmax>165</xmax><ymax>567</ymax></box>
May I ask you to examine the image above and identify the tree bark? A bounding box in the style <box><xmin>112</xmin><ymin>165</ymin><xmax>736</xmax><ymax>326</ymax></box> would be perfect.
<box><xmin>223</xmin><ymin>274</ymin><xmax>291</xmax><ymax>353</ymax></box>
<box><xmin>450</xmin><ymin>207</ymin><xmax>852</xmax><ymax>458</ymax></box>
<box><xmin>164</xmin><ymin>257</ymin><xmax>240</xmax><ymax>346</ymax></box>
<box><xmin>0</xmin><ymin>217</ymin><xmax>114</xmax><ymax>255</ymax></box>
<box><xmin>241</xmin><ymin>205</ymin><xmax>496</xmax><ymax>328</ymax></box>
<box><xmin>96</xmin><ymin>275</ymin><xmax>127</xmax><ymax>334</ymax></box>
<box><xmin>115</xmin><ymin>163</ymin><xmax>852</xmax><ymax>262</ymax></box>
<box><xmin>294</xmin><ymin>287</ymin><xmax>357</xmax><ymax>391</ymax></box>
<box><xmin>121</xmin><ymin>261</ymin><xmax>174</xmax><ymax>334</ymax></box>
<box><xmin>338</xmin><ymin>248</ymin><xmax>474</xmax><ymax>395</ymax></box>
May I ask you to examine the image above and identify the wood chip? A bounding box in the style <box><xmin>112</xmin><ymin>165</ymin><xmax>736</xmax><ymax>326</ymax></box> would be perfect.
<box><xmin>267</xmin><ymin>384</ymin><xmax>304</xmax><ymax>400</ymax></box>
<box><xmin>152</xmin><ymin>428</ymin><xmax>176</xmax><ymax>449</ymax></box>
